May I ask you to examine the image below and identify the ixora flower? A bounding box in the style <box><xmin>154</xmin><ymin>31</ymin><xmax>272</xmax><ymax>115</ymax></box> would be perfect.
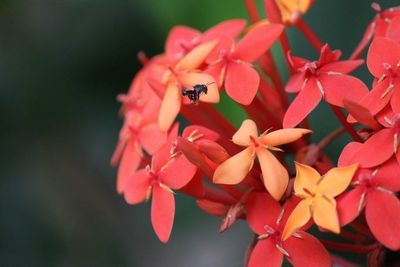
<box><xmin>268</xmin><ymin>0</ymin><xmax>314</xmax><ymax>25</ymax></box>
<box><xmin>123</xmin><ymin>137</ymin><xmax>197</xmax><ymax>243</ymax></box>
<box><xmin>206</xmin><ymin>23</ymin><xmax>284</xmax><ymax>105</ymax></box>
<box><xmin>283</xmin><ymin>44</ymin><xmax>368</xmax><ymax>128</ymax></box>
<box><xmin>213</xmin><ymin>119</ymin><xmax>311</xmax><ymax>200</ymax></box>
<box><xmin>337</xmin><ymin>142</ymin><xmax>400</xmax><ymax>250</ymax></box>
<box><xmin>282</xmin><ymin>162</ymin><xmax>358</xmax><ymax>240</ymax></box>
<box><xmin>246</xmin><ymin>192</ymin><xmax>331</xmax><ymax>267</ymax></box>
<box><xmin>158</xmin><ymin>40</ymin><xmax>220</xmax><ymax>131</ymax></box>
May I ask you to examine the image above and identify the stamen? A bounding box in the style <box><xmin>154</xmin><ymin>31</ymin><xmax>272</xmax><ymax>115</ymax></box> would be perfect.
<box><xmin>377</xmin><ymin>74</ymin><xmax>387</xmax><ymax>83</ymax></box>
<box><xmin>257</xmin><ymin>233</ymin><xmax>270</xmax><ymax>240</ymax></box>
<box><xmin>358</xmin><ymin>192</ymin><xmax>366</xmax><ymax>213</ymax></box>
<box><xmin>371</xmin><ymin>168</ymin><xmax>379</xmax><ymax>177</ymax></box>
<box><xmin>384</xmin><ymin>116</ymin><xmax>394</xmax><ymax>126</ymax></box>
<box><xmin>394</xmin><ymin>133</ymin><xmax>399</xmax><ymax>154</ymax></box>
<box><xmin>268</xmin><ymin>146</ymin><xmax>284</xmax><ymax>152</ymax></box>
<box><xmin>276</xmin><ymin>207</ymin><xmax>286</xmax><ymax>225</ymax></box>
<box><xmin>327</xmin><ymin>71</ymin><xmax>341</xmax><ymax>75</ymax></box>
<box><xmin>316</xmin><ymin>80</ymin><xmax>325</xmax><ymax>97</ymax></box>
<box><xmin>145</xmin><ymin>186</ymin><xmax>153</xmax><ymax>202</ymax></box>
<box><xmin>159</xmin><ymin>183</ymin><xmax>175</xmax><ymax>194</ymax></box>
<box><xmin>292</xmin><ymin>232</ymin><xmax>303</xmax><ymax>239</ymax></box>
<box><xmin>381</xmin><ymin>83</ymin><xmax>394</xmax><ymax>99</ymax></box>
<box><xmin>376</xmin><ymin>186</ymin><xmax>394</xmax><ymax>195</ymax></box>
<box><xmin>276</xmin><ymin>243</ymin><xmax>290</xmax><ymax>257</ymax></box>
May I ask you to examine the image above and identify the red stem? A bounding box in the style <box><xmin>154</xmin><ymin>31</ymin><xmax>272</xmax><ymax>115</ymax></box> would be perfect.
<box><xmin>296</xmin><ymin>18</ymin><xmax>324</xmax><ymax>51</ymax></box>
<box><xmin>244</xmin><ymin>0</ymin><xmax>260</xmax><ymax>22</ymax></box>
<box><xmin>329</xmin><ymin>104</ymin><xmax>363</xmax><ymax>142</ymax></box>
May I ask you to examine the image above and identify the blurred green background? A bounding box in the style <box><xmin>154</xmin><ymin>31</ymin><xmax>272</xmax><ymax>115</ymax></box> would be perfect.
<box><xmin>1</xmin><ymin>0</ymin><xmax>398</xmax><ymax>266</ymax></box>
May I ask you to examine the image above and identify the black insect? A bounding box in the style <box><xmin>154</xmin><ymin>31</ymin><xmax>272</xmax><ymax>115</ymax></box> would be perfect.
<box><xmin>182</xmin><ymin>82</ymin><xmax>214</xmax><ymax>104</ymax></box>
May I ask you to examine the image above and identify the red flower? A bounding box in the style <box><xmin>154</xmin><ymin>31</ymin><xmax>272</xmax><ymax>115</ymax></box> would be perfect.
<box><xmin>123</xmin><ymin>135</ymin><xmax>197</xmax><ymax>243</ymax></box>
<box><xmin>350</xmin><ymin>114</ymin><xmax>400</xmax><ymax>168</ymax></box>
<box><xmin>245</xmin><ymin>192</ymin><xmax>331</xmax><ymax>267</ymax></box>
<box><xmin>337</xmin><ymin>143</ymin><xmax>400</xmax><ymax>250</ymax></box>
<box><xmin>283</xmin><ymin>44</ymin><xmax>367</xmax><ymax>128</ymax></box>
<box><xmin>206</xmin><ymin>23</ymin><xmax>284</xmax><ymax>105</ymax></box>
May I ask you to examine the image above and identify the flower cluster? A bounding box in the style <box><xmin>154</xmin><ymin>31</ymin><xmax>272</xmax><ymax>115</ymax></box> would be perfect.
<box><xmin>112</xmin><ymin>1</ymin><xmax>400</xmax><ymax>266</ymax></box>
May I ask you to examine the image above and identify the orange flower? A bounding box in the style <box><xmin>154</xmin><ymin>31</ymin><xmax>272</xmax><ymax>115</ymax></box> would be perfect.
<box><xmin>159</xmin><ymin>40</ymin><xmax>220</xmax><ymax>131</ymax></box>
<box><xmin>213</xmin><ymin>119</ymin><xmax>311</xmax><ymax>200</ymax></box>
<box><xmin>276</xmin><ymin>0</ymin><xmax>314</xmax><ymax>24</ymax></box>
<box><xmin>282</xmin><ymin>162</ymin><xmax>358</xmax><ymax>240</ymax></box>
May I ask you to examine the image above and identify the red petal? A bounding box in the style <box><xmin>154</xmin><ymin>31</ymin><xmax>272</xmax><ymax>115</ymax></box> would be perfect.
<box><xmin>386</xmin><ymin>16</ymin><xmax>400</xmax><ymax>43</ymax></box>
<box><xmin>159</xmin><ymin>154</ymin><xmax>197</xmax><ymax>190</ymax></box>
<box><xmin>197</xmin><ymin>199</ymin><xmax>228</xmax><ymax>217</ymax></box>
<box><xmin>182</xmin><ymin>125</ymin><xmax>219</xmax><ymax>141</ymax></box>
<box><xmin>225</xmin><ymin>62</ymin><xmax>259</xmax><ymax>105</ymax></box>
<box><xmin>197</xmin><ymin>140</ymin><xmax>230</xmax><ymax>163</ymax></box>
<box><xmin>165</xmin><ymin>26</ymin><xmax>200</xmax><ymax>59</ymax></box>
<box><xmin>202</xmin><ymin>19</ymin><xmax>246</xmax><ymax>40</ymax></box>
<box><xmin>248</xmin><ymin>239</ymin><xmax>283</xmax><ymax>267</ymax></box>
<box><xmin>343</xmin><ymin>99</ymin><xmax>381</xmax><ymax>130</ymax></box>
<box><xmin>283</xmin><ymin>79</ymin><xmax>322</xmax><ymax>128</ymax></box>
<box><xmin>151</xmin><ymin>184</ymin><xmax>175</xmax><ymax>243</ymax></box>
<box><xmin>179</xmin><ymin>172</ymin><xmax>204</xmax><ymax>199</ymax></box>
<box><xmin>123</xmin><ymin>169</ymin><xmax>152</xmax><ymax>204</ymax></box>
<box><xmin>285</xmin><ymin>72</ymin><xmax>306</xmax><ymax>93</ymax></box>
<box><xmin>245</xmin><ymin>192</ymin><xmax>282</xmax><ymax>235</ymax></box>
<box><xmin>283</xmin><ymin>231</ymin><xmax>332</xmax><ymax>267</ymax></box>
<box><xmin>353</xmin><ymin>128</ymin><xmax>394</xmax><ymax>168</ymax></box>
<box><xmin>319</xmin><ymin>74</ymin><xmax>369</xmax><ymax>107</ymax></box>
<box><xmin>318</xmin><ymin>44</ymin><xmax>341</xmax><ymax>66</ymax></box>
<box><xmin>367</xmin><ymin>37</ymin><xmax>400</xmax><ymax>78</ymax></box>
<box><xmin>319</xmin><ymin>59</ymin><xmax>364</xmax><ymax>74</ymax></box>
<box><xmin>338</xmin><ymin>142</ymin><xmax>362</xmax><ymax>166</ymax></box>
<box><xmin>336</xmin><ymin>187</ymin><xmax>364</xmax><ymax>226</ymax></box>
<box><xmin>234</xmin><ymin>23</ymin><xmax>284</xmax><ymax>62</ymax></box>
<box><xmin>176</xmin><ymin>137</ymin><xmax>206</xmax><ymax>167</ymax></box>
<box><xmin>373</xmin><ymin>157</ymin><xmax>400</xmax><ymax>192</ymax></box>
<box><xmin>366</xmin><ymin>190</ymin><xmax>400</xmax><ymax>250</ymax></box>
<box><xmin>117</xmin><ymin>139</ymin><xmax>142</xmax><ymax>194</ymax></box>
<box><xmin>391</xmin><ymin>85</ymin><xmax>400</xmax><ymax>113</ymax></box>
<box><xmin>138</xmin><ymin>123</ymin><xmax>167</xmax><ymax>155</ymax></box>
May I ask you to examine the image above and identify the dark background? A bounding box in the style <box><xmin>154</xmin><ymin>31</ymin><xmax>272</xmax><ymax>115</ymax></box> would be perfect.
<box><xmin>1</xmin><ymin>0</ymin><xmax>397</xmax><ymax>266</ymax></box>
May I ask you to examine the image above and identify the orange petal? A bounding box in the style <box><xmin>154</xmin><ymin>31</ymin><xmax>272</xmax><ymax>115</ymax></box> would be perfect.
<box><xmin>260</xmin><ymin>128</ymin><xmax>312</xmax><ymax>147</ymax></box>
<box><xmin>178</xmin><ymin>72</ymin><xmax>220</xmax><ymax>103</ymax></box>
<box><xmin>293</xmin><ymin>162</ymin><xmax>321</xmax><ymax>197</ymax></box>
<box><xmin>313</xmin><ymin>196</ymin><xmax>340</xmax><ymax>234</ymax></box>
<box><xmin>175</xmin><ymin>40</ymin><xmax>218</xmax><ymax>71</ymax></box>
<box><xmin>317</xmin><ymin>164</ymin><xmax>358</xmax><ymax>198</ymax></box>
<box><xmin>158</xmin><ymin>82</ymin><xmax>181</xmax><ymax>132</ymax></box>
<box><xmin>256</xmin><ymin>148</ymin><xmax>289</xmax><ymax>200</ymax></box>
<box><xmin>232</xmin><ymin>119</ymin><xmax>258</xmax><ymax>146</ymax></box>
<box><xmin>213</xmin><ymin>147</ymin><xmax>255</xmax><ymax>184</ymax></box>
<box><xmin>282</xmin><ymin>198</ymin><xmax>312</xmax><ymax>240</ymax></box>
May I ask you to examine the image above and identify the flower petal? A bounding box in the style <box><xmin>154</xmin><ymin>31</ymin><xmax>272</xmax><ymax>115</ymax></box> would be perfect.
<box><xmin>387</xmin><ymin>16</ymin><xmax>400</xmax><ymax>43</ymax></box>
<box><xmin>366</xmin><ymin>190</ymin><xmax>400</xmax><ymax>250</ymax></box>
<box><xmin>198</xmin><ymin>140</ymin><xmax>230</xmax><ymax>163</ymax></box>
<box><xmin>293</xmin><ymin>162</ymin><xmax>321</xmax><ymax>197</ymax></box>
<box><xmin>234</xmin><ymin>23</ymin><xmax>284</xmax><ymax>62</ymax></box>
<box><xmin>285</xmin><ymin>72</ymin><xmax>306</xmax><ymax>93</ymax></box>
<box><xmin>248</xmin><ymin>239</ymin><xmax>283</xmax><ymax>267</ymax></box>
<box><xmin>138</xmin><ymin>123</ymin><xmax>167</xmax><ymax>155</ymax></box>
<box><xmin>313</xmin><ymin>196</ymin><xmax>340</xmax><ymax>234</ymax></box>
<box><xmin>367</xmin><ymin>37</ymin><xmax>400</xmax><ymax>78</ymax></box>
<box><xmin>159</xmin><ymin>154</ymin><xmax>197</xmax><ymax>190</ymax></box>
<box><xmin>178</xmin><ymin>72</ymin><xmax>220</xmax><ymax>103</ymax></box>
<box><xmin>373</xmin><ymin>157</ymin><xmax>400</xmax><ymax>192</ymax></box>
<box><xmin>175</xmin><ymin>40</ymin><xmax>218</xmax><ymax>71</ymax></box>
<box><xmin>151</xmin><ymin>184</ymin><xmax>175</xmax><ymax>243</ymax></box>
<box><xmin>232</xmin><ymin>119</ymin><xmax>258</xmax><ymax>146</ymax></box>
<box><xmin>260</xmin><ymin>128</ymin><xmax>312</xmax><ymax>147</ymax></box>
<box><xmin>203</xmin><ymin>19</ymin><xmax>246</xmax><ymax>40</ymax></box>
<box><xmin>337</xmin><ymin>187</ymin><xmax>364</xmax><ymax>226</ymax></box>
<box><xmin>117</xmin><ymin>139</ymin><xmax>142</xmax><ymax>194</ymax></box>
<box><xmin>182</xmin><ymin>125</ymin><xmax>219</xmax><ymax>141</ymax></box>
<box><xmin>317</xmin><ymin>164</ymin><xmax>358</xmax><ymax>198</ymax></box>
<box><xmin>338</xmin><ymin>142</ymin><xmax>362</xmax><ymax>166</ymax></box>
<box><xmin>197</xmin><ymin>199</ymin><xmax>229</xmax><ymax>217</ymax></box>
<box><xmin>165</xmin><ymin>26</ymin><xmax>200</xmax><ymax>59</ymax></box>
<box><xmin>225</xmin><ymin>62</ymin><xmax>259</xmax><ymax>105</ymax></box>
<box><xmin>352</xmin><ymin>128</ymin><xmax>394</xmax><ymax>168</ymax></box>
<box><xmin>257</xmin><ymin>148</ymin><xmax>289</xmax><ymax>201</ymax></box>
<box><xmin>319</xmin><ymin>59</ymin><xmax>364</xmax><ymax>74</ymax></box>
<box><xmin>283</xmin><ymin>79</ymin><xmax>322</xmax><ymax>128</ymax></box>
<box><xmin>158</xmin><ymin>82</ymin><xmax>182</xmax><ymax>132</ymax></box>
<box><xmin>391</xmin><ymin>85</ymin><xmax>400</xmax><ymax>113</ymax></box>
<box><xmin>213</xmin><ymin>147</ymin><xmax>255</xmax><ymax>185</ymax></box>
<box><xmin>281</xmin><ymin>199</ymin><xmax>312</xmax><ymax>240</ymax></box>
<box><xmin>283</xmin><ymin>231</ymin><xmax>332</xmax><ymax>267</ymax></box>
<box><xmin>319</xmin><ymin>74</ymin><xmax>369</xmax><ymax>107</ymax></box>
<box><xmin>124</xmin><ymin>169</ymin><xmax>152</xmax><ymax>204</ymax></box>
<box><xmin>245</xmin><ymin>192</ymin><xmax>282</xmax><ymax>234</ymax></box>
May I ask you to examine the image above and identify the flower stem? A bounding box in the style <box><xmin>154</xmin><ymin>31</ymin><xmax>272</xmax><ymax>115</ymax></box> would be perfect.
<box><xmin>296</xmin><ymin>18</ymin><xmax>324</xmax><ymax>51</ymax></box>
<box><xmin>329</xmin><ymin>104</ymin><xmax>363</xmax><ymax>142</ymax></box>
<box><xmin>244</xmin><ymin>0</ymin><xmax>260</xmax><ymax>22</ymax></box>
<box><xmin>322</xmin><ymin>240</ymin><xmax>378</xmax><ymax>253</ymax></box>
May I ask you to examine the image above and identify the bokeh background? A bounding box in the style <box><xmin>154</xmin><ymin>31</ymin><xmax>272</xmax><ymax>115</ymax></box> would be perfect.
<box><xmin>1</xmin><ymin>0</ymin><xmax>398</xmax><ymax>266</ymax></box>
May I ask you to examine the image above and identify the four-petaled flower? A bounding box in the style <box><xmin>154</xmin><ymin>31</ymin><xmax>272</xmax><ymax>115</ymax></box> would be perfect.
<box><xmin>282</xmin><ymin>162</ymin><xmax>358</xmax><ymax>240</ymax></box>
<box><xmin>213</xmin><ymin>119</ymin><xmax>311</xmax><ymax>200</ymax></box>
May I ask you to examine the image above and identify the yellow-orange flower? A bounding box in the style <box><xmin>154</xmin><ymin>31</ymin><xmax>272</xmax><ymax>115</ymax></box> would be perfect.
<box><xmin>276</xmin><ymin>0</ymin><xmax>313</xmax><ymax>24</ymax></box>
<box><xmin>159</xmin><ymin>40</ymin><xmax>220</xmax><ymax>131</ymax></box>
<box><xmin>213</xmin><ymin>119</ymin><xmax>311</xmax><ymax>200</ymax></box>
<box><xmin>282</xmin><ymin>162</ymin><xmax>358</xmax><ymax>240</ymax></box>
